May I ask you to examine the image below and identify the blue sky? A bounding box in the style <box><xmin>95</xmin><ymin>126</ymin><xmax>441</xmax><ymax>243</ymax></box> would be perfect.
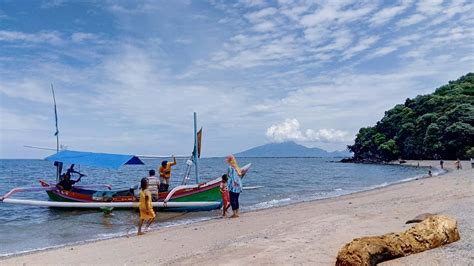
<box><xmin>1</xmin><ymin>0</ymin><xmax>473</xmax><ymax>158</ymax></box>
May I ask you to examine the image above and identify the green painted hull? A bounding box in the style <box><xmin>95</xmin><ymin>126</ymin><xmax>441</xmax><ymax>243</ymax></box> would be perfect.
<box><xmin>170</xmin><ymin>186</ymin><xmax>221</xmax><ymax>202</ymax></box>
<box><xmin>46</xmin><ymin>191</ymin><xmax>77</xmax><ymax>202</ymax></box>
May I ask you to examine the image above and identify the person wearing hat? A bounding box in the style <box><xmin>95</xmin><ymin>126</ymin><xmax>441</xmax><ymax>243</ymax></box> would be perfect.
<box><xmin>159</xmin><ymin>156</ymin><xmax>176</xmax><ymax>192</ymax></box>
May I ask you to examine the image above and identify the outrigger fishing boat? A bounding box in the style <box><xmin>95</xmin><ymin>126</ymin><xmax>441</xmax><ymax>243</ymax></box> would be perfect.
<box><xmin>1</xmin><ymin>112</ymin><xmax>251</xmax><ymax>211</ymax></box>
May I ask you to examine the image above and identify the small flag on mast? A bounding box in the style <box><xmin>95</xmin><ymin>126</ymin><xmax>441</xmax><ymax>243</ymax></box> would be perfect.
<box><xmin>193</xmin><ymin>128</ymin><xmax>202</xmax><ymax>158</ymax></box>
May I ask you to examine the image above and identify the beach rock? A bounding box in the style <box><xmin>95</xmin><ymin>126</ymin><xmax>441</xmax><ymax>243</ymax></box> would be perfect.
<box><xmin>335</xmin><ymin>215</ymin><xmax>460</xmax><ymax>266</ymax></box>
<box><xmin>405</xmin><ymin>213</ymin><xmax>436</xmax><ymax>224</ymax></box>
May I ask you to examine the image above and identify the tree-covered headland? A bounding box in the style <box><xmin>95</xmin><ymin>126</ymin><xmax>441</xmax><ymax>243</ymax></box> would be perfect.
<box><xmin>348</xmin><ymin>73</ymin><xmax>474</xmax><ymax>162</ymax></box>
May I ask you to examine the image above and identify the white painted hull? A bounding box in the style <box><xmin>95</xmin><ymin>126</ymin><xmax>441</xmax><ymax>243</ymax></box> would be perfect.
<box><xmin>2</xmin><ymin>198</ymin><xmax>220</xmax><ymax>208</ymax></box>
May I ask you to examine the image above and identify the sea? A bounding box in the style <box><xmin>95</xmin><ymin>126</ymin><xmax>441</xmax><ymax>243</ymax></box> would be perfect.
<box><xmin>0</xmin><ymin>158</ymin><xmax>435</xmax><ymax>257</ymax></box>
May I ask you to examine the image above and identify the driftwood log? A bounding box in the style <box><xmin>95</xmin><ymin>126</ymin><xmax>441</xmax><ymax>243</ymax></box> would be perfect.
<box><xmin>335</xmin><ymin>215</ymin><xmax>460</xmax><ymax>266</ymax></box>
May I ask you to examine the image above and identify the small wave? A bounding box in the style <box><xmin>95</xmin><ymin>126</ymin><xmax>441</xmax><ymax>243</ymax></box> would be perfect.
<box><xmin>95</xmin><ymin>232</ymin><xmax>128</xmax><ymax>239</ymax></box>
<box><xmin>246</xmin><ymin>198</ymin><xmax>292</xmax><ymax>210</ymax></box>
<box><xmin>431</xmin><ymin>168</ymin><xmax>446</xmax><ymax>176</ymax></box>
<box><xmin>360</xmin><ymin>168</ymin><xmax>448</xmax><ymax>193</ymax></box>
<box><xmin>243</xmin><ymin>186</ymin><xmax>264</xmax><ymax>190</ymax></box>
<box><xmin>368</xmin><ymin>182</ymin><xmax>390</xmax><ymax>189</ymax></box>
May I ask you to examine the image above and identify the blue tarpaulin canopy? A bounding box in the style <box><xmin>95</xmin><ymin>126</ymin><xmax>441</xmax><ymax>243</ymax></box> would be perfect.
<box><xmin>45</xmin><ymin>150</ymin><xmax>145</xmax><ymax>169</ymax></box>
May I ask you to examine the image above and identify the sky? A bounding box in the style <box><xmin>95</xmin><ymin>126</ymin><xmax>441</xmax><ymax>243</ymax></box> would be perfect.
<box><xmin>0</xmin><ymin>0</ymin><xmax>473</xmax><ymax>159</ymax></box>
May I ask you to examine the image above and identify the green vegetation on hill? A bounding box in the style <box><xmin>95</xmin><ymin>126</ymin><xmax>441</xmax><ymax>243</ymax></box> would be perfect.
<box><xmin>348</xmin><ymin>73</ymin><xmax>474</xmax><ymax>161</ymax></box>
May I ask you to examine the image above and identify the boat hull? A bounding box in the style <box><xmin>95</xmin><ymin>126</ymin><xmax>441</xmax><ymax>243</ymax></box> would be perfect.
<box><xmin>39</xmin><ymin>179</ymin><xmax>222</xmax><ymax>212</ymax></box>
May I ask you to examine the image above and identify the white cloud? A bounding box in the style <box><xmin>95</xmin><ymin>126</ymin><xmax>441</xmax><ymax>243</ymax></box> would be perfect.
<box><xmin>317</xmin><ymin>29</ymin><xmax>353</xmax><ymax>52</ymax></box>
<box><xmin>369</xmin><ymin>1</ymin><xmax>412</xmax><ymax>26</ymax></box>
<box><xmin>342</xmin><ymin>35</ymin><xmax>379</xmax><ymax>59</ymax></box>
<box><xmin>280</xmin><ymin>3</ymin><xmax>308</xmax><ymax>21</ymax></box>
<box><xmin>252</xmin><ymin>21</ymin><xmax>276</xmax><ymax>32</ymax></box>
<box><xmin>108</xmin><ymin>3</ymin><xmax>160</xmax><ymax>15</ymax></box>
<box><xmin>175</xmin><ymin>38</ymin><xmax>193</xmax><ymax>44</ymax></box>
<box><xmin>0</xmin><ymin>80</ymin><xmax>52</xmax><ymax>104</ymax></box>
<box><xmin>300</xmin><ymin>2</ymin><xmax>374</xmax><ymax>27</ymax></box>
<box><xmin>0</xmin><ymin>30</ymin><xmax>63</xmax><ymax>45</ymax></box>
<box><xmin>212</xmin><ymin>35</ymin><xmax>300</xmax><ymax>68</ymax></box>
<box><xmin>41</xmin><ymin>0</ymin><xmax>67</xmax><ymax>8</ymax></box>
<box><xmin>0</xmin><ymin>107</ymin><xmax>49</xmax><ymax>131</ymax></box>
<box><xmin>238</xmin><ymin>0</ymin><xmax>267</xmax><ymax>8</ymax></box>
<box><xmin>417</xmin><ymin>0</ymin><xmax>444</xmax><ymax>15</ymax></box>
<box><xmin>266</xmin><ymin>119</ymin><xmax>349</xmax><ymax>143</ymax></box>
<box><xmin>71</xmin><ymin>32</ymin><xmax>97</xmax><ymax>42</ymax></box>
<box><xmin>0</xmin><ymin>10</ymin><xmax>9</xmax><ymax>20</ymax></box>
<box><xmin>300</xmin><ymin>6</ymin><xmax>338</xmax><ymax>27</ymax></box>
<box><xmin>396</xmin><ymin>14</ymin><xmax>426</xmax><ymax>27</ymax></box>
<box><xmin>305</xmin><ymin>128</ymin><xmax>350</xmax><ymax>143</ymax></box>
<box><xmin>244</xmin><ymin>7</ymin><xmax>277</xmax><ymax>23</ymax></box>
<box><xmin>369</xmin><ymin>46</ymin><xmax>399</xmax><ymax>58</ymax></box>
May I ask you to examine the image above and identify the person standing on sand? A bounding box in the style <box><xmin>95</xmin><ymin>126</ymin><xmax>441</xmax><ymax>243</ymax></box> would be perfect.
<box><xmin>159</xmin><ymin>156</ymin><xmax>177</xmax><ymax>192</ymax></box>
<box><xmin>138</xmin><ymin>178</ymin><xmax>155</xmax><ymax>235</ymax></box>
<box><xmin>226</xmin><ymin>155</ymin><xmax>243</xmax><ymax>218</ymax></box>
<box><xmin>455</xmin><ymin>159</ymin><xmax>462</xmax><ymax>170</ymax></box>
<box><xmin>440</xmin><ymin>160</ymin><xmax>444</xmax><ymax>169</ymax></box>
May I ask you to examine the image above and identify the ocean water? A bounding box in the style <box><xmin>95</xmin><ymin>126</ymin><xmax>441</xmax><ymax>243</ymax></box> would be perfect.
<box><xmin>0</xmin><ymin>158</ymin><xmax>431</xmax><ymax>257</ymax></box>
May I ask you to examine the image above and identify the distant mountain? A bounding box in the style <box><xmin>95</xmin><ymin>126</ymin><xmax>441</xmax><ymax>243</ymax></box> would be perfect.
<box><xmin>235</xmin><ymin>141</ymin><xmax>351</xmax><ymax>158</ymax></box>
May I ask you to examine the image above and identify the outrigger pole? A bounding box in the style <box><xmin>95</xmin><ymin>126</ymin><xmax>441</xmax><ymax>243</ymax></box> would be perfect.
<box><xmin>193</xmin><ymin>112</ymin><xmax>200</xmax><ymax>183</ymax></box>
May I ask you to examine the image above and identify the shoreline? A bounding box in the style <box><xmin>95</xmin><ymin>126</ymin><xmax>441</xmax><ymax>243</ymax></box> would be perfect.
<box><xmin>1</xmin><ymin>160</ymin><xmax>472</xmax><ymax>265</ymax></box>
<box><xmin>0</xmin><ymin>162</ymin><xmax>439</xmax><ymax>258</ymax></box>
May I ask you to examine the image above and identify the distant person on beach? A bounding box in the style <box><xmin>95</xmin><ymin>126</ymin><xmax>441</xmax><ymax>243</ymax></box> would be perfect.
<box><xmin>159</xmin><ymin>156</ymin><xmax>177</xmax><ymax>192</ymax></box>
<box><xmin>428</xmin><ymin>170</ymin><xmax>432</xmax><ymax>177</ymax></box>
<box><xmin>56</xmin><ymin>173</ymin><xmax>81</xmax><ymax>191</ymax></box>
<box><xmin>138</xmin><ymin>178</ymin><xmax>155</xmax><ymax>235</ymax></box>
<box><xmin>455</xmin><ymin>159</ymin><xmax>462</xmax><ymax>170</ymax></box>
<box><xmin>226</xmin><ymin>155</ymin><xmax>243</xmax><ymax>218</ymax></box>
<box><xmin>146</xmin><ymin>170</ymin><xmax>160</xmax><ymax>201</ymax></box>
<box><xmin>440</xmin><ymin>160</ymin><xmax>444</xmax><ymax>169</ymax></box>
<box><xmin>220</xmin><ymin>174</ymin><xmax>231</xmax><ymax>217</ymax></box>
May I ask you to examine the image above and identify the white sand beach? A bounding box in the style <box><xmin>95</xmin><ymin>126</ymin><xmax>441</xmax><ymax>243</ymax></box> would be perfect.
<box><xmin>1</xmin><ymin>160</ymin><xmax>472</xmax><ymax>265</ymax></box>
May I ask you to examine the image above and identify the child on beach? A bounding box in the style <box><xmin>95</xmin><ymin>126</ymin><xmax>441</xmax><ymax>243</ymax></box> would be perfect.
<box><xmin>138</xmin><ymin>178</ymin><xmax>156</xmax><ymax>235</ymax></box>
<box><xmin>220</xmin><ymin>174</ymin><xmax>230</xmax><ymax>217</ymax></box>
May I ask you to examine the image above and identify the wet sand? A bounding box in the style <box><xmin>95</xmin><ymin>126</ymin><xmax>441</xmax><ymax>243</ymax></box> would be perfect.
<box><xmin>1</xmin><ymin>160</ymin><xmax>472</xmax><ymax>265</ymax></box>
